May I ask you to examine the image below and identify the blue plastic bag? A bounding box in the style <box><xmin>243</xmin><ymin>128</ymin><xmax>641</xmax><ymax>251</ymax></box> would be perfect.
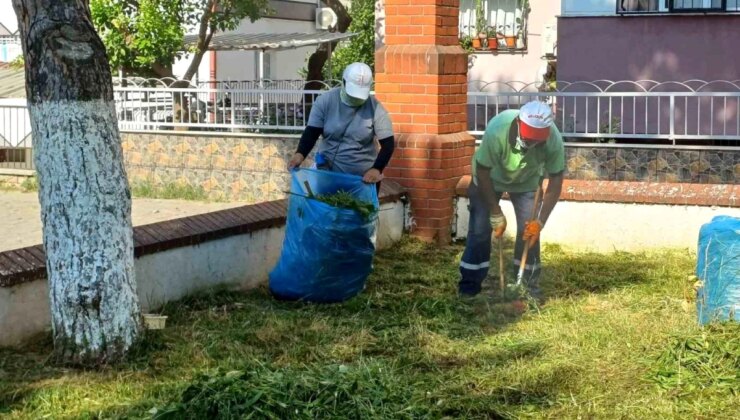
<box><xmin>269</xmin><ymin>168</ymin><xmax>379</xmax><ymax>303</ymax></box>
<box><xmin>696</xmin><ymin>215</ymin><xmax>740</xmax><ymax>325</ymax></box>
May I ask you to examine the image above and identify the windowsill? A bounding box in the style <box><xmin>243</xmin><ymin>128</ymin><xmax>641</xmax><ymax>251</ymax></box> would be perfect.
<box><xmin>470</xmin><ymin>48</ymin><xmax>528</xmax><ymax>55</ymax></box>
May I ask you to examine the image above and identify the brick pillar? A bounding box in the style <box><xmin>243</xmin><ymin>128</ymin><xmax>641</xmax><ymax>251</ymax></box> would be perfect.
<box><xmin>375</xmin><ymin>0</ymin><xmax>475</xmax><ymax>245</ymax></box>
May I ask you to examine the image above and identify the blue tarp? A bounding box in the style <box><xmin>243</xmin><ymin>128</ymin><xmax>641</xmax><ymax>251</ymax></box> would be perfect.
<box><xmin>696</xmin><ymin>215</ymin><xmax>740</xmax><ymax>325</ymax></box>
<box><xmin>269</xmin><ymin>169</ymin><xmax>379</xmax><ymax>303</ymax></box>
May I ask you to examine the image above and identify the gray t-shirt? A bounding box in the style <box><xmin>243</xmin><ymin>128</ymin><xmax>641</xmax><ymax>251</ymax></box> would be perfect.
<box><xmin>307</xmin><ymin>88</ymin><xmax>394</xmax><ymax>176</ymax></box>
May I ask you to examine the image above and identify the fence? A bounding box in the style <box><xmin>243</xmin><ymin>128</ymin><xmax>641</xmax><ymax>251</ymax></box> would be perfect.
<box><xmin>468</xmin><ymin>80</ymin><xmax>740</xmax><ymax>147</ymax></box>
<box><xmin>3</xmin><ymin>79</ymin><xmax>740</xmax><ymax>173</ymax></box>
<box><xmin>112</xmin><ymin>77</ymin><xmax>342</xmax><ymax>133</ymax></box>
<box><xmin>0</xmin><ymin>104</ymin><xmax>32</xmax><ymax>170</ymax></box>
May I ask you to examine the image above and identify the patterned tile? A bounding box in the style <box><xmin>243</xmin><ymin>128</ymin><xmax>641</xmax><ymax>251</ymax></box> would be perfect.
<box><xmin>120</xmin><ymin>133</ymin><xmax>737</xmax><ymax>202</ymax></box>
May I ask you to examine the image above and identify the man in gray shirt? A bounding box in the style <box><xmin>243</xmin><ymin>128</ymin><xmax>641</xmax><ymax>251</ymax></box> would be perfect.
<box><xmin>288</xmin><ymin>63</ymin><xmax>395</xmax><ymax>186</ymax></box>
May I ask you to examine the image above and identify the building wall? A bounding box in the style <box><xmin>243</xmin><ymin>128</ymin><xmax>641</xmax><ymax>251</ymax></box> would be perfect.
<box><xmin>173</xmin><ymin>0</ymin><xmax>358</xmax><ymax>83</ymax></box>
<box><xmin>558</xmin><ymin>15</ymin><xmax>740</xmax><ymax>82</ymax></box>
<box><xmin>466</xmin><ymin>0</ymin><xmax>560</xmax><ymax>87</ymax></box>
<box><xmin>374</xmin><ymin>0</ymin><xmax>559</xmax><ymax>87</ymax></box>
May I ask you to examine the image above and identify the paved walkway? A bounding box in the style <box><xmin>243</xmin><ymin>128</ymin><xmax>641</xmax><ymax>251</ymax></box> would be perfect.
<box><xmin>0</xmin><ymin>191</ymin><xmax>245</xmax><ymax>252</ymax></box>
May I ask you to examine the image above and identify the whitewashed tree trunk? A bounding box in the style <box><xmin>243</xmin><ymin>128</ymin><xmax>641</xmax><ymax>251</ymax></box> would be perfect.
<box><xmin>13</xmin><ymin>0</ymin><xmax>141</xmax><ymax>365</ymax></box>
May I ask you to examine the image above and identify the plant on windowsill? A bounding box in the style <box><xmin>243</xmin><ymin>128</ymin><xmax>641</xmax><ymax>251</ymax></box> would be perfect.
<box><xmin>504</xmin><ymin>24</ymin><xmax>517</xmax><ymax>49</ymax></box>
<box><xmin>486</xmin><ymin>26</ymin><xmax>499</xmax><ymax>51</ymax></box>
<box><xmin>515</xmin><ymin>0</ymin><xmax>530</xmax><ymax>50</ymax></box>
<box><xmin>474</xmin><ymin>0</ymin><xmax>487</xmax><ymax>50</ymax></box>
<box><xmin>459</xmin><ymin>34</ymin><xmax>474</xmax><ymax>54</ymax></box>
<box><xmin>515</xmin><ymin>17</ymin><xmax>525</xmax><ymax>49</ymax></box>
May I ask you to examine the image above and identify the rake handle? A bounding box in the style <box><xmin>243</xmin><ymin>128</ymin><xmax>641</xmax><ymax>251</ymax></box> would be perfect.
<box><xmin>498</xmin><ymin>237</ymin><xmax>505</xmax><ymax>292</ymax></box>
<box><xmin>517</xmin><ymin>185</ymin><xmax>543</xmax><ymax>284</ymax></box>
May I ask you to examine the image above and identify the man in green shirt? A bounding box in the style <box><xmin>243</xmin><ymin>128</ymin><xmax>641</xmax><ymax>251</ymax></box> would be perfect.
<box><xmin>459</xmin><ymin>101</ymin><xmax>565</xmax><ymax>300</ymax></box>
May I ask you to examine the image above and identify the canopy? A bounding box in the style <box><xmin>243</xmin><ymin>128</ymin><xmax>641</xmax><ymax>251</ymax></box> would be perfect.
<box><xmin>182</xmin><ymin>31</ymin><xmax>355</xmax><ymax>52</ymax></box>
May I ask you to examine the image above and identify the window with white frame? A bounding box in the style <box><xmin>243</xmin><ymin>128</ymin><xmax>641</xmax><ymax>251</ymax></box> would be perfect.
<box><xmin>459</xmin><ymin>0</ymin><xmax>530</xmax><ymax>49</ymax></box>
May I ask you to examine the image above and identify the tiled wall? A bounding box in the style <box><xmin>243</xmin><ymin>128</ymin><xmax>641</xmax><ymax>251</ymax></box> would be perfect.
<box><xmin>120</xmin><ymin>132</ymin><xmax>738</xmax><ymax>203</ymax></box>
<box><xmin>121</xmin><ymin>132</ymin><xmax>310</xmax><ymax>202</ymax></box>
<box><xmin>566</xmin><ymin>147</ymin><xmax>738</xmax><ymax>184</ymax></box>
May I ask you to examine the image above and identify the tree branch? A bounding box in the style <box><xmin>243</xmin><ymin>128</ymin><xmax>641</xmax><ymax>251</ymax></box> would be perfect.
<box><xmin>182</xmin><ymin>0</ymin><xmax>215</xmax><ymax>82</ymax></box>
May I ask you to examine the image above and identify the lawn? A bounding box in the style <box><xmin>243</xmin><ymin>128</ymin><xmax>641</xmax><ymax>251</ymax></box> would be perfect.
<box><xmin>0</xmin><ymin>239</ymin><xmax>738</xmax><ymax>419</ymax></box>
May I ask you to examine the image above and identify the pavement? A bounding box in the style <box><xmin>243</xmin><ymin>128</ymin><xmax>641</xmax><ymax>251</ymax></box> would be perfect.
<box><xmin>0</xmin><ymin>191</ymin><xmax>245</xmax><ymax>252</ymax></box>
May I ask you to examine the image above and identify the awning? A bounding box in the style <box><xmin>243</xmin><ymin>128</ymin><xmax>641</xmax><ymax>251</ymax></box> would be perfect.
<box><xmin>182</xmin><ymin>31</ymin><xmax>355</xmax><ymax>52</ymax></box>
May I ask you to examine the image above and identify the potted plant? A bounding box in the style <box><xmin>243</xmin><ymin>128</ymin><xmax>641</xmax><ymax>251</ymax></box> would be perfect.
<box><xmin>459</xmin><ymin>34</ymin><xmax>474</xmax><ymax>53</ymax></box>
<box><xmin>515</xmin><ymin>17</ymin><xmax>525</xmax><ymax>49</ymax></box>
<box><xmin>504</xmin><ymin>24</ymin><xmax>517</xmax><ymax>49</ymax></box>
<box><xmin>474</xmin><ymin>0</ymin><xmax>487</xmax><ymax>50</ymax></box>
<box><xmin>486</xmin><ymin>26</ymin><xmax>498</xmax><ymax>51</ymax></box>
<box><xmin>514</xmin><ymin>0</ymin><xmax>530</xmax><ymax>50</ymax></box>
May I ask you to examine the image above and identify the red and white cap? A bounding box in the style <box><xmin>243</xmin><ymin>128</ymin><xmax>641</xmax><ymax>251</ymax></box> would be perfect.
<box><xmin>518</xmin><ymin>101</ymin><xmax>554</xmax><ymax>142</ymax></box>
<box><xmin>343</xmin><ymin>62</ymin><xmax>373</xmax><ymax>100</ymax></box>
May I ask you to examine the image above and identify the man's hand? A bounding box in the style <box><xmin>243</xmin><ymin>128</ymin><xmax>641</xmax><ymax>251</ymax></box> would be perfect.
<box><xmin>363</xmin><ymin>168</ymin><xmax>383</xmax><ymax>184</ymax></box>
<box><xmin>287</xmin><ymin>153</ymin><xmax>305</xmax><ymax>170</ymax></box>
<box><xmin>490</xmin><ymin>212</ymin><xmax>507</xmax><ymax>238</ymax></box>
<box><xmin>523</xmin><ymin>219</ymin><xmax>543</xmax><ymax>243</ymax></box>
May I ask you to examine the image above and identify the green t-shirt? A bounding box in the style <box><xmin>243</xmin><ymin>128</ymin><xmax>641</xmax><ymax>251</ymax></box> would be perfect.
<box><xmin>473</xmin><ymin>109</ymin><xmax>565</xmax><ymax>193</ymax></box>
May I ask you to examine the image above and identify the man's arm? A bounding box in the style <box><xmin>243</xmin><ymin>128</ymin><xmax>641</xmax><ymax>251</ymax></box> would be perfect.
<box><xmin>476</xmin><ymin>164</ymin><xmax>502</xmax><ymax>215</ymax></box>
<box><xmin>539</xmin><ymin>172</ymin><xmax>563</xmax><ymax>225</ymax></box>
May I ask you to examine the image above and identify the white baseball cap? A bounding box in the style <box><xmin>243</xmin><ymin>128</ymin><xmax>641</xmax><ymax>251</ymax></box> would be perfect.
<box><xmin>518</xmin><ymin>101</ymin><xmax>554</xmax><ymax>142</ymax></box>
<box><xmin>343</xmin><ymin>62</ymin><xmax>373</xmax><ymax>100</ymax></box>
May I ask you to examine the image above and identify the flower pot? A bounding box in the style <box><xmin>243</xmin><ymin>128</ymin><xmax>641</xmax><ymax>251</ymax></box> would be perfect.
<box><xmin>143</xmin><ymin>314</ymin><xmax>168</xmax><ymax>330</ymax></box>
<box><xmin>472</xmin><ymin>38</ymin><xmax>482</xmax><ymax>49</ymax></box>
<box><xmin>505</xmin><ymin>36</ymin><xmax>517</xmax><ymax>49</ymax></box>
<box><xmin>487</xmin><ymin>37</ymin><xmax>499</xmax><ymax>50</ymax></box>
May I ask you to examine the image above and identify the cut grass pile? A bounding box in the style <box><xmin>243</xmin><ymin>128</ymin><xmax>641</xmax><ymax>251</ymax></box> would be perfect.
<box><xmin>0</xmin><ymin>239</ymin><xmax>738</xmax><ymax>419</ymax></box>
<box><xmin>314</xmin><ymin>190</ymin><xmax>377</xmax><ymax>221</ymax></box>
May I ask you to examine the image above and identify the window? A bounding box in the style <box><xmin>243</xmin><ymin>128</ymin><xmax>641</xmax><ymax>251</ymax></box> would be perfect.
<box><xmin>459</xmin><ymin>0</ymin><xmax>530</xmax><ymax>50</ymax></box>
<box><xmin>617</xmin><ymin>0</ymin><xmax>740</xmax><ymax>13</ymax></box>
<box><xmin>618</xmin><ymin>0</ymin><xmax>662</xmax><ymax>13</ymax></box>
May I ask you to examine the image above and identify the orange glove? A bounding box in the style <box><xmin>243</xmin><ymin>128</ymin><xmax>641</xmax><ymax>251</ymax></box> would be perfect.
<box><xmin>490</xmin><ymin>213</ymin><xmax>507</xmax><ymax>238</ymax></box>
<box><xmin>523</xmin><ymin>219</ymin><xmax>543</xmax><ymax>243</ymax></box>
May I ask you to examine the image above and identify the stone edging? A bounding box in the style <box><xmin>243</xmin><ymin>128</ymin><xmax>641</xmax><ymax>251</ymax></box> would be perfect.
<box><xmin>455</xmin><ymin>175</ymin><xmax>739</xmax><ymax>207</ymax></box>
<box><xmin>0</xmin><ymin>182</ymin><xmax>406</xmax><ymax>288</ymax></box>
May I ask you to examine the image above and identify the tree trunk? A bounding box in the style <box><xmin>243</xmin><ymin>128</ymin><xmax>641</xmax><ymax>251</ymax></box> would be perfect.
<box><xmin>182</xmin><ymin>0</ymin><xmax>215</xmax><ymax>83</ymax></box>
<box><xmin>13</xmin><ymin>0</ymin><xmax>141</xmax><ymax>365</ymax></box>
<box><xmin>304</xmin><ymin>0</ymin><xmax>351</xmax><ymax>95</ymax></box>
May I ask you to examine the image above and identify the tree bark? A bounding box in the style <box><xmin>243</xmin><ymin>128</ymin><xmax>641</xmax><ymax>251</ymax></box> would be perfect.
<box><xmin>13</xmin><ymin>0</ymin><xmax>141</xmax><ymax>365</ymax></box>
<box><xmin>304</xmin><ymin>0</ymin><xmax>351</xmax><ymax>93</ymax></box>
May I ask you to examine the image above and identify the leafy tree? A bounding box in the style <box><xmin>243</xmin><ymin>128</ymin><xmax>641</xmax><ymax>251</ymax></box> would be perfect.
<box><xmin>90</xmin><ymin>0</ymin><xmax>270</xmax><ymax>79</ymax></box>
<box><xmin>324</xmin><ymin>0</ymin><xmax>375</xmax><ymax>80</ymax></box>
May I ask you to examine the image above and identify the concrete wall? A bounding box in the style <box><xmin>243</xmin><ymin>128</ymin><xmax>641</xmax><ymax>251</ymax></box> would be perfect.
<box><xmin>558</xmin><ymin>15</ymin><xmax>740</xmax><ymax>82</ymax></box>
<box><xmin>454</xmin><ymin>197</ymin><xmax>740</xmax><ymax>252</ymax></box>
<box><xmin>0</xmin><ymin>199</ymin><xmax>405</xmax><ymax>347</ymax></box>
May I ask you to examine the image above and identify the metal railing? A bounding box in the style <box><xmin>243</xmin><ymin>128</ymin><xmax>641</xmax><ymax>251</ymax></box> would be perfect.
<box><xmin>468</xmin><ymin>80</ymin><xmax>740</xmax><ymax>147</ymax></box>
<box><xmin>2</xmin><ymin>79</ymin><xmax>740</xmax><ymax>173</ymax></box>
<box><xmin>112</xmin><ymin>77</ymin><xmax>341</xmax><ymax>132</ymax></box>
<box><xmin>0</xmin><ymin>104</ymin><xmax>33</xmax><ymax>170</ymax></box>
